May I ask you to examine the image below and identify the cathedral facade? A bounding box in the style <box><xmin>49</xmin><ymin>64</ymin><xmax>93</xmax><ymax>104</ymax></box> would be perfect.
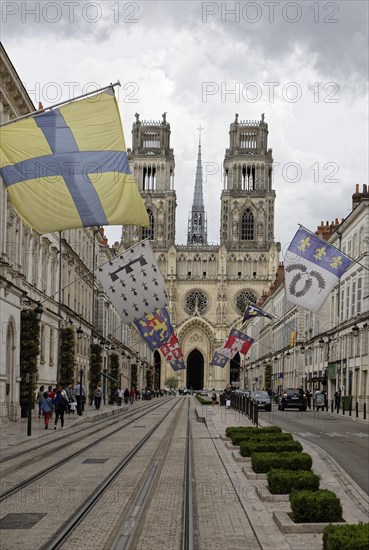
<box><xmin>122</xmin><ymin>114</ymin><xmax>280</xmax><ymax>390</ymax></box>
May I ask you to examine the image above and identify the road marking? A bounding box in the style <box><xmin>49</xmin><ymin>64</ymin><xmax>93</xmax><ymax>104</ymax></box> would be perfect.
<box><xmin>298</xmin><ymin>432</ymin><xmax>320</xmax><ymax>437</ymax></box>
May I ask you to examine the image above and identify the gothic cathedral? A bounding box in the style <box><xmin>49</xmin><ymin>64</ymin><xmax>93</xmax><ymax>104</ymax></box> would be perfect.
<box><xmin>122</xmin><ymin>114</ymin><xmax>280</xmax><ymax>390</ymax></box>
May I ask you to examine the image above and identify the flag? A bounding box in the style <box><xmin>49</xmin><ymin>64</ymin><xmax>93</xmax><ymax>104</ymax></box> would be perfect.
<box><xmin>210</xmin><ymin>351</ymin><xmax>230</xmax><ymax>368</ymax></box>
<box><xmin>160</xmin><ymin>334</ymin><xmax>185</xmax><ymax>368</ymax></box>
<box><xmin>96</xmin><ymin>240</ymin><xmax>168</xmax><ymax>324</ymax></box>
<box><xmin>0</xmin><ymin>89</ymin><xmax>149</xmax><ymax>234</ymax></box>
<box><xmin>171</xmin><ymin>357</ymin><xmax>186</xmax><ymax>372</ymax></box>
<box><xmin>134</xmin><ymin>307</ymin><xmax>173</xmax><ymax>351</ymax></box>
<box><xmin>242</xmin><ymin>303</ymin><xmax>277</xmax><ymax>324</ymax></box>
<box><xmin>284</xmin><ymin>227</ymin><xmax>352</xmax><ymax>312</ymax></box>
<box><xmin>223</xmin><ymin>328</ymin><xmax>254</xmax><ymax>357</ymax></box>
<box><xmin>290</xmin><ymin>331</ymin><xmax>296</xmax><ymax>348</ymax></box>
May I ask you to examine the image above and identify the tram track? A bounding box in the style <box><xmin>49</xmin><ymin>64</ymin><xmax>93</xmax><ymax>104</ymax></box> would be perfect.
<box><xmin>0</xmin><ymin>400</ymin><xmax>171</xmax><ymax>502</ymax></box>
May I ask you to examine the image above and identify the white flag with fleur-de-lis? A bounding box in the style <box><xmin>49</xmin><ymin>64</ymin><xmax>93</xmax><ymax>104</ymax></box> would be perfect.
<box><xmin>284</xmin><ymin>227</ymin><xmax>352</xmax><ymax>312</ymax></box>
<box><xmin>96</xmin><ymin>240</ymin><xmax>168</xmax><ymax>323</ymax></box>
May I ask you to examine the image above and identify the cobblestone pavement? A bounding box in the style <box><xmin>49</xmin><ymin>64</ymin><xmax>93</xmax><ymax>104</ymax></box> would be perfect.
<box><xmin>0</xmin><ymin>398</ymin><xmax>368</xmax><ymax>550</ymax></box>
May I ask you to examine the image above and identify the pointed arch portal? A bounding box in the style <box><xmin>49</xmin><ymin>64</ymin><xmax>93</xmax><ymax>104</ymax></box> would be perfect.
<box><xmin>186</xmin><ymin>349</ymin><xmax>204</xmax><ymax>390</ymax></box>
<box><xmin>230</xmin><ymin>352</ymin><xmax>241</xmax><ymax>387</ymax></box>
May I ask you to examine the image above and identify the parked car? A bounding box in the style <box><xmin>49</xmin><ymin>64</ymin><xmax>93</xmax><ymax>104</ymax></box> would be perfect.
<box><xmin>250</xmin><ymin>390</ymin><xmax>272</xmax><ymax>412</ymax></box>
<box><xmin>278</xmin><ymin>388</ymin><xmax>307</xmax><ymax>411</ymax></box>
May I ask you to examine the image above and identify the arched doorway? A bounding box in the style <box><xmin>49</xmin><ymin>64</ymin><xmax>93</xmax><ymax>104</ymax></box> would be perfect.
<box><xmin>154</xmin><ymin>350</ymin><xmax>161</xmax><ymax>388</ymax></box>
<box><xmin>186</xmin><ymin>349</ymin><xmax>204</xmax><ymax>390</ymax></box>
<box><xmin>229</xmin><ymin>352</ymin><xmax>241</xmax><ymax>387</ymax></box>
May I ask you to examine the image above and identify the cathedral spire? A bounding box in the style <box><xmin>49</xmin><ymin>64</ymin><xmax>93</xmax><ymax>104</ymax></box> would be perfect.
<box><xmin>187</xmin><ymin>128</ymin><xmax>208</xmax><ymax>245</ymax></box>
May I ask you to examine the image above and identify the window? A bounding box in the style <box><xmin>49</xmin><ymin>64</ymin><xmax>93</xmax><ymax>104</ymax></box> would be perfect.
<box><xmin>241</xmin><ymin>209</ymin><xmax>254</xmax><ymax>240</ymax></box>
<box><xmin>351</xmin><ymin>280</ymin><xmax>356</xmax><ymax>317</ymax></box>
<box><xmin>235</xmin><ymin>290</ymin><xmax>257</xmax><ymax>315</ymax></box>
<box><xmin>185</xmin><ymin>290</ymin><xmax>208</xmax><ymax>314</ymax></box>
<box><xmin>357</xmin><ymin>276</ymin><xmax>362</xmax><ymax>314</ymax></box>
<box><xmin>142</xmin><ymin>208</ymin><xmax>154</xmax><ymax>240</ymax></box>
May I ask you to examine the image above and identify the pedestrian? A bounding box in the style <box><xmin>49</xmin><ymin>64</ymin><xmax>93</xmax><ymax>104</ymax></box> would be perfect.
<box><xmin>334</xmin><ymin>388</ymin><xmax>341</xmax><ymax>412</ymax></box>
<box><xmin>54</xmin><ymin>389</ymin><xmax>68</xmax><ymax>429</ymax></box>
<box><xmin>117</xmin><ymin>387</ymin><xmax>124</xmax><ymax>406</ymax></box>
<box><xmin>225</xmin><ymin>385</ymin><xmax>232</xmax><ymax>408</ymax></box>
<box><xmin>94</xmin><ymin>386</ymin><xmax>102</xmax><ymax>411</ymax></box>
<box><xmin>74</xmin><ymin>380</ymin><xmax>86</xmax><ymax>416</ymax></box>
<box><xmin>211</xmin><ymin>388</ymin><xmax>217</xmax><ymax>407</ymax></box>
<box><xmin>37</xmin><ymin>385</ymin><xmax>45</xmax><ymax>418</ymax></box>
<box><xmin>124</xmin><ymin>387</ymin><xmax>130</xmax><ymax>404</ymax></box>
<box><xmin>40</xmin><ymin>391</ymin><xmax>53</xmax><ymax>429</ymax></box>
<box><xmin>130</xmin><ymin>387</ymin><xmax>136</xmax><ymax>404</ymax></box>
<box><xmin>48</xmin><ymin>385</ymin><xmax>56</xmax><ymax>402</ymax></box>
<box><xmin>306</xmin><ymin>389</ymin><xmax>312</xmax><ymax>409</ymax></box>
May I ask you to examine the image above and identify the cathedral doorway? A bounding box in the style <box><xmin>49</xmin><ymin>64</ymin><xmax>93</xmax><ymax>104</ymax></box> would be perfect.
<box><xmin>186</xmin><ymin>349</ymin><xmax>204</xmax><ymax>390</ymax></box>
<box><xmin>229</xmin><ymin>353</ymin><xmax>241</xmax><ymax>388</ymax></box>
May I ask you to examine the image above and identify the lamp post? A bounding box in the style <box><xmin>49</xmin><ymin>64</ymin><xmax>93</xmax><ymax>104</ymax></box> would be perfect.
<box><xmin>27</xmin><ymin>302</ymin><xmax>43</xmax><ymax>436</ymax></box>
<box><xmin>77</xmin><ymin>368</ymin><xmax>84</xmax><ymax>416</ymax></box>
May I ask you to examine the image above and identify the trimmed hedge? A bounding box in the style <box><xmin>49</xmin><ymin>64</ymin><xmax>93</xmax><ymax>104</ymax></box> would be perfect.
<box><xmin>267</xmin><ymin>469</ymin><xmax>320</xmax><ymax>494</ymax></box>
<box><xmin>290</xmin><ymin>490</ymin><xmax>343</xmax><ymax>523</ymax></box>
<box><xmin>240</xmin><ymin>440</ymin><xmax>302</xmax><ymax>457</ymax></box>
<box><xmin>225</xmin><ymin>425</ymin><xmax>282</xmax><ymax>438</ymax></box>
<box><xmin>230</xmin><ymin>432</ymin><xmax>293</xmax><ymax>445</ymax></box>
<box><xmin>195</xmin><ymin>395</ymin><xmax>213</xmax><ymax>405</ymax></box>
<box><xmin>323</xmin><ymin>523</ymin><xmax>369</xmax><ymax>550</ymax></box>
<box><xmin>251</xmin><ymin>452</ymin><xmax>312</xmax><ymax>473</ymax></box>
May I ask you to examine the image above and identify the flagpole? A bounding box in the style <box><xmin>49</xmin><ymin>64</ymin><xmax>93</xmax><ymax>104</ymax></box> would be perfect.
<box><xmin>0</xmin><ymin>81</ymin><xmax>121</xmax><ymax>128</ymax></box>
<box><xmin>298</xmin><ymin>224</ymin><xmax>369</xmax><ymax>274</ymax></box>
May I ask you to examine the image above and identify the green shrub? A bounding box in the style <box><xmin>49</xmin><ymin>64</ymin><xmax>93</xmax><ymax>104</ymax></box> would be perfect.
<box><xmin>195</xmin><ymin>395</ymin><xmax>213</xmax><ymax>405</ymax></box>
<box><xmin>240</xmin><ymin>440</ymin><xmax>302</xmax><ymax>457</ymax></box>
<box><xmin>225</xmin><ymin>425</ymin><xmax>282</xmax><ymax>438</ymax></box>
<box><xmin>267</xmin><ymin>469</ymin><xmax>320</xmax><ymax>494</ymax></box>
<box><xmin>231</xmin><ymin>432</ymin><xmax>293</xmax><ymax>445</ymax></box>
<box><xmin>323</xmin><ymin>523</ymin><xmax>369</xmax><ymax>550</ymax></box>
<box><xmin>290</xmin><ymin>490</ymin><xmax>343</xmax><ymax>523</ymax></box>
<box><xmin>251</xmin><ymin>452</ymin><xmax>312</xmax><ymax>473</ymax></box>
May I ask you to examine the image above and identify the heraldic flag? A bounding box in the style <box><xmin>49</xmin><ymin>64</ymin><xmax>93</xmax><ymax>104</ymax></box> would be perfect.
<box><xmin>210</xmin><ymin>351</ymin><xmax>230</xmax><ymax>368</ymax></box>
<box><xmin>242</xmin><ymin>303</ymin><xmax>277</xmax><ymax>324</ymax></box>
<box><xmin>96</xmin><ymin>240</ymin><xmax>168</xmax><ymax>324</ymax></box>
<box><xmin>284</xmin><ymin>227</ymin><xmax>352</xmax><ymax>312</ymax></box>
<box><xmin>160</xmin><ymin>334</ymin><xmax>186</xmax><ymax>371</ymax></box>
<box><xmin>0</xmin><ymin>89</ymin><xmax>149</xmax><ymax>234</ymax></box>
<box><xmin>223</xmin><ymin>328</ymin><xmax>254</xmax><ymax>357</ymax></box>
<box><xmin>134</xmin><ymin>307</ymin><xmax>173</xmax><ymax>351</ymax></box>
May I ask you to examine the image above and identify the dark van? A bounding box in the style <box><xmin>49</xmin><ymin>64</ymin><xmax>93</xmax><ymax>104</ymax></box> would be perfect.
<box><xmin>278</xmin><ymin>388</ymin><xmax>307</xmax><ymax>411</ymax></box>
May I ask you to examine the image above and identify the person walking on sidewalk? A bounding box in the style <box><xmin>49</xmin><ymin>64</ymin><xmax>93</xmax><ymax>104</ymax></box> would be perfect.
<box><xmin>117</xmin><ymin>387</ymin><xmax>124</xmax><ymax>406</ymax></box>
<box><xmin>211</xmin><ymin>388</ymin><xmax>217</xmax><ymax>407</ymax></box>
<box><xmin>94</xmin><ymin>386</ymin><xmax>102</xmax><ymax>411</ymax></box>
<box><xmin>54</xmin><ymin>389</ymin><xmax>68</xmax><ymax>430</ymax></box>
<box><xmin>40</xmin><ymin>391</ymin><xmax>53</xmax><ymax>429</ymax></box>
<box><xmin>37</xmin><ymin>385</ymin><xmax>45</xmax><ymax>419</ymax></box>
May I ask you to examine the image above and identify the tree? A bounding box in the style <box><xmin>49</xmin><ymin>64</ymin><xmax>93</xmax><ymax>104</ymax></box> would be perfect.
<box><xmin>89</xmin><ymin>344</ymin><xmax>103</xmax><ymax>400</ymax></box>
<box><xmin>164</xmin><ymin>376</ymin><xmax>179</xmax><ymax>391</ymax></box>
<box><xmin>59</xmin><ymin>327</ymin><xmax>76</xmax><ymax>387</ymax></box>
<box><xmin>264</xmin><ymin>363</ymin><xmax>272</xmax><ymax>392</ymax></box>
<box><xmin>109</xmin><ymin>352</ymin><xmax>119</xmax><ymax>404</ymax></box>
<box><xmin>19</xmin><ymin>309</ymin><xmax>41</xmax><ymax>417</ymax></box>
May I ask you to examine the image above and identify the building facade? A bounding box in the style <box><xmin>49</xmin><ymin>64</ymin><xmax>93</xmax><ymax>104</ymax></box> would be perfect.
<box><xmin>123</xmin><ymin>113</ymin><xmax>280</xmax><ymax>390</ymax></box>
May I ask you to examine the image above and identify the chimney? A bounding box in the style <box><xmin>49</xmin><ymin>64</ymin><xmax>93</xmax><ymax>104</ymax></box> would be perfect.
<box><xmin>352</xmin><ymin>183</ymin><xmax>369</xmax><ymax>209</ymax></box>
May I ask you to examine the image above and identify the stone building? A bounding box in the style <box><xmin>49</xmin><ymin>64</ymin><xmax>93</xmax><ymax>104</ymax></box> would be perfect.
<box><xmin>123</xmin><ymin>113</ymin><xmax>280</xmax><ymax>390</ymax></box>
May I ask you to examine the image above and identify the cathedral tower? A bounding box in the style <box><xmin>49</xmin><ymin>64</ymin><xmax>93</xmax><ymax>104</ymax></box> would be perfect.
<box><xmin>122</xmin><ymin>113</ymin><xmax>176</xmax><ymax>248</ymax></box>
<box><xmin>187</xmin><ymin>135</ymin><xmax>208</xmax><ymax>245</ymax></box>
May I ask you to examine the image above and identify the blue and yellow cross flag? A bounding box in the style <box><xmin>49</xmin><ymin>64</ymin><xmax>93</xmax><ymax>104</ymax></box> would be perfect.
<box><xmin>0</xmin><ymin>89</ymin><xmax>149</xmax><ymax>234</ymax></box>
<box><xmin>284</xmin><ymin>226</ymin><xmax>352</xmax><ymax>312</ymax></box>
<box><xmin>134</xmin><ymin>307</ymin><xmax>174</xmax><ymax>351</ymax></box>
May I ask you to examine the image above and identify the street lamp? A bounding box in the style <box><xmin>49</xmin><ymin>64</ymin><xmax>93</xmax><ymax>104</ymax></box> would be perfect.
<box><xmin>300</xmin><ymin>344</ymin><xmax>305</xmax><ymax>354</ymax></box>
<box><xmin>319</xmin><ymin>337</ymin><xmax>325</xmax><ymax>349</ymax></box>
<box><xmin>352</xmin><ymin>323</ymin><xmax>359</xmax><ymax>338</ymax></box>
<box><xmin>77</xmin><ymin>368</ymin><xmax>84</xmax><ymax>416</ymax></box>
<box><xmin>76</xmin><ymin>325</ymin><xmax>83</xmax><ymax>340</ymax></box>
<box><xmin>34</xmin><ymin>302</ymin><xmax>43</xmax><ymax>321</ymax></box>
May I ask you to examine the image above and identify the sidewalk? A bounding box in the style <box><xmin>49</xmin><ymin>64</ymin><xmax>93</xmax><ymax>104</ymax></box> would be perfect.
<box><xmin>0</xmin><ymin>402</ymin><xmax>132</xmax><ymax>452</ymax></box>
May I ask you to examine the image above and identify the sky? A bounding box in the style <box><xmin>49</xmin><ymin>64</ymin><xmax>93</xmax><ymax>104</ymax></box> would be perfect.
<box><xmin>2</xmin><ymin>0</ymin><xmax>368</xmax><ymax>254</ymax></box>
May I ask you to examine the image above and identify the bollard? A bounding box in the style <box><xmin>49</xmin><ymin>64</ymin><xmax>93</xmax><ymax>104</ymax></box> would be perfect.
<box><xmin>342</xmin><ymin>401</ymin><xmax>345</xmax><ymax>415</ymax></box>
<box><xmin>349</xmin><ymin>399</ymin><xmax>352</xmax><ymax>417</ymax></box>
<box><xmin>356</xmin><ymin>401</ymin><xmax>359</xmax><ymax>418</ymax></box>
<box><xmin>364</xmin><ymin>403</ymin><xmax>367</xmax><ymax>420</ymax></box>
<box><xmin>331</xmin><ymin>399</ymin><xmax>334</xmax><ymax>413</ymax></box>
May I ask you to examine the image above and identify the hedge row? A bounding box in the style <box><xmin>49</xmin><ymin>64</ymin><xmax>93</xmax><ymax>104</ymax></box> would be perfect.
<box><xmin>225</xmin><ymin>425</ymin><xmax>282</xmax><ymax>438</ymax></box>
<box><xmin>267</xmin><ymin>469</ymin><xmax>320</xmax><ymax>494</ymax></box>
<box><xmin>290</xmin><ymin>490</ymin><xmax>343</xmax><ymax>523</ymax></box>
<box><xmin>240</xmin><ymin>440</ymin><xmax>303</xmax><ymax>457</ymax></box>
<box><xmin>230</xmin><ymin>432</ymin><xmax>293</xmax><ymax>445</ymax></box>
<box><xmin>251</xmin><ymin>452</ymin><xmax>312</xmax><ymax>473</ymax></box>
<box><xmin>323</xmin><ymin>523</ymin><xmax>369</xmax><ymax>550</ymax></box>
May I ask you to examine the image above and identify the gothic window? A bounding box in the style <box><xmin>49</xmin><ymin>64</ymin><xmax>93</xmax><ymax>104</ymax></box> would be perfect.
<box><xmin>142</xmin><ymin>208</ymin><xmax>154</xmax><ymax>240</ymax></box>
<box><xmin>241</xmin><ymin>209</ymin><xmax>254</xmax><ymax>240</ymax></box>
<box><xmin>184</xmin><ymin>290</ymin><xmax>208</xmax><ymax>315</ymax></box>
<box><xmin>235</xmin><ymin>290</ymin><xmax>257</xmax><ymax>316</ymax></box>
